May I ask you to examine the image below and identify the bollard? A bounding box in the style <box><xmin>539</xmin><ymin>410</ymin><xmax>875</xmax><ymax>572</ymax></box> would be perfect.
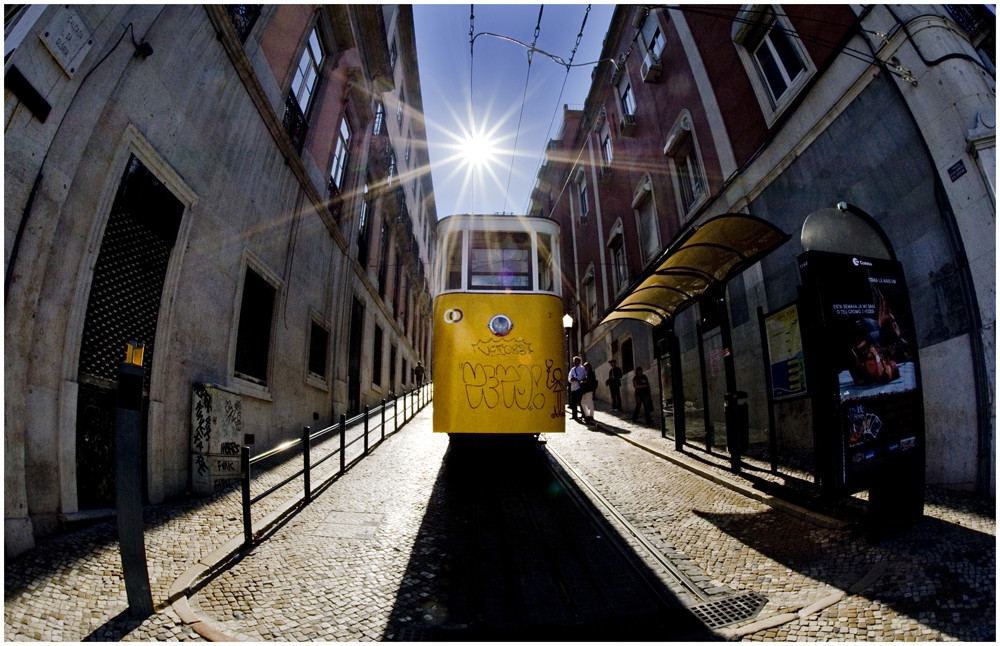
<box><xmin>241</xmin><ymin>446</ymin><xmax>252</xmax><ymax>546</ymax></box>
<box><xmin>339</xmin><ymin>414</ymin><xmax>346</xmax><ymax>474</ymax></box>
<box><xmin>363</xmin><ymin>405</ymin><xmax>370</xmax><ymax>454</ymax></box>
<box><xmin>302</xmin><ymin>426</ymin><xmax>311</xmax><ymax>503</ymax></box>
<box><xmin>381</xmin><ymin>398</ymin><xmax>386</xmax><ymax>441</ymax></box>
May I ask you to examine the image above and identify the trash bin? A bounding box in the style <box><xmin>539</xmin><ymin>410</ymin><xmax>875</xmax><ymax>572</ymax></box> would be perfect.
<box><xmin>724</xmin><ymin>391</ymin><xmax>749</xmax><ymax>458</ymax></box>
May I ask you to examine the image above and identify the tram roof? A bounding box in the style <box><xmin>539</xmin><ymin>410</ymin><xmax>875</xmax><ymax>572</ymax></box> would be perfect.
<box><xmin>600</xmin><ymin>214</ymin><xmax>790</xmax><ymax>328</ymax></box>
<box><xmin>437</xmin><ymin>213</ymin><xmax>560</xmax><ymax>234</ymax></box>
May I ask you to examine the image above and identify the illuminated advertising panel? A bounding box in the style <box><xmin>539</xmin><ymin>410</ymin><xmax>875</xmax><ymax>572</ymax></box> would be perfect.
<box><xmin>798</xmin><ymin>251</ymin><xmax>923</xmax><ymax>491</ymax></box>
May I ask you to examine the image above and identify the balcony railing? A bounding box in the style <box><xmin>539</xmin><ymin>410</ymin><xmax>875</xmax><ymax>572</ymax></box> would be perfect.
<box><xmin>226</xmin><ymin>5</ymin><xmax>261</xmax><ymax>44</ymax></box>
<box><xmin>283</xmin><ymin>91</ymin><xmax>308</xmax><ymax>154</ymax></box>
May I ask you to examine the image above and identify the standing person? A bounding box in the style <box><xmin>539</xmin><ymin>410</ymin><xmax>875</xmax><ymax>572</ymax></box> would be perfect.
<box><xmin>581</xmin><ymin>362</ymin><xmax>598</xmax><ymax>426</ymax></box>
<box><xmin>413</xmin><ymin>361</ymin><xmax>425</xmax><ymax>387</ymax></box>
<box><xmin>632</xmin><ymin>366</ymin><xmax>654</xmax><ymax>425</ymax></box>
<box><xmin>606</xmin><ymin>359</ymin><xmax>623</xmax><ymax>411</ymax></box>
<box><xmin>568</xmin><ymin>356</ymin><xmax>586</xmax><ymax>421</ymax></box>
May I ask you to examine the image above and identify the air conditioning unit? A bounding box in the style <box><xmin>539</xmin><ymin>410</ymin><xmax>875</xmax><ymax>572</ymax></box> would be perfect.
<box><xmin>640</xmin><ymin>52</ymin><xmax>661</xmax><ymax>83</ymax></box>
<box><xmin>618</xmin><ymin>113</ymin><xmax>637</xmax><ymax>137</ymax></box>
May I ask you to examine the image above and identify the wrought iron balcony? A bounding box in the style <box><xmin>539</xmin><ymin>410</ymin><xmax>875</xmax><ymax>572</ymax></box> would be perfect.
<box><xmin>226</xmin><ymin>5</ymin><xmax>261</xmax><ymax>44</ymax></box>
<box><xmin>283</xmin><ymin>91</ymin><xmax>308</xmax><ymax>154</ymax></box>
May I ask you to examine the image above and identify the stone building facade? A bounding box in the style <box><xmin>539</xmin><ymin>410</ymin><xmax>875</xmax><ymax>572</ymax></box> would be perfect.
<box><xmin>535</xmin><ymin>5</ymin><xmax>994</xmax><ymax>496</ymax></box>
<box><xmin>5</xmin><ymin>5</ymin><xmax>435</xmax><ymax>557</ymax></box>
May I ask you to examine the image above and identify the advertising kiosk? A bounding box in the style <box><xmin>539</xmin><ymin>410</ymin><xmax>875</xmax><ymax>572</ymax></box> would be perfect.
<box><xmin>797</xmin><ymin>206</ymin><xmax>925</xmax><ymax>530</ymax></box>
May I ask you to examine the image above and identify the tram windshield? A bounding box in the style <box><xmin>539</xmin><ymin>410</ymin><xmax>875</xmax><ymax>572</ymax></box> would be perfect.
<box><xmin>435</xmin><ymin>215</ymin><xmax>561</xmax><ymax>296</ymax></box>
<box><xmin>469</xmin><ymin>231</ymin><xmax>531</xmax><ymax>290</ymax></box>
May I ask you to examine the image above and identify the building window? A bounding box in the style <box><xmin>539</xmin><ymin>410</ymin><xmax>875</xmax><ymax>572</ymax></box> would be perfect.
<box><xmin>576</xmin><ymin>169</ymin><xmax>589</xmax><ymax>219</ymax></box>
<box><xmin>732</xmin><ymin>5</ymin><xmax>814</xmax><ymax>124</ymax></box>
<box><xmin>608</xmin><ymin>222</ymin><xmax>629</xmax><ymax>292</ymax></box>
<box><xmin>621</xmin><ymin>337</ymin><xmax>635</xmax><ymax>374</ymax></box>
<box><xmin>308</xmin><ymin>319</ymin><xmax>329</xmax><ymax>380</ymax></box>
<box><xmin>664</xmin><ymin>111</ymin><xmax>708</xmax><ymax>220</ymax></box>
<box><xmin>583</xmin><ymin>266</ymin><xmax>597</xmax><ymax>324</ymax></box>
<box><xmin>330</xmin><ymin>117</ymin><xmax>351</xmax><ymax>190</ymax></box>
<box><xmin>378</xmin><ymin>220</ymin><xmax>390</xmax><ymax>296</ymax></box>
<box><xmin>388</xmin><ymin>151</ymin><xmax>397</xmax><ymax>185</ymax></box>
<box><xmin>632</xmin><ymin>176</ymin><xmax>660</xmax><ymax>264</ymax></box>
<box><xmin>396</xmin><ymin>92</ymin><xmax>404</xmax><ymax>126</ymax></box>
<box><xmin>291</xmin><ymin>27</ymin><xmax>324</xmax><ymax>114</ymax></box>
<box><xmin>373</xmin><ymin>101</ymin><xmax>385</xmax><ymax>135</ymax></box>
<box><xmin>600</xmin><ymin>123</ymin><xmax>614</xmax><ymax>168</ymax></box>
<box><xmin>390</xmin><ymin>39</ymin><xmax>398</xmax><ymax>72</ymax></box>
<box><xmin>389</xmin><ymin>345</ymin><xmax>397</xmax><ymax>392</ymax></box>
<box><xmin>372</xmin><ymin>324</ymin><xmax>383</xmax><ymax>386</ymax></box>
<box><xmin>618</xmin><ymin>76</ymin><xmax>636</xmax><ymax>118</ymax></box>
<box><xmin>357</xmin><ymin>182</ymin><xmax>371</xmax><ymax>266</ymax></box>
<box><xmin>640</xmin><ymin>12</ymin><xmax>665</xmax><ymax>59</ymax></box>
<box><xmin>234</xmin><ymin>267</ymin><xmax>276</xmax><ymax>385</ymax></box>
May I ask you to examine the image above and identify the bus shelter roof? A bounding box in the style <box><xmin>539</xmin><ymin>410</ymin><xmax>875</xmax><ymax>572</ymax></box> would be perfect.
<box><xmin>599</xmin><ymin>214</ymin><xmax>790</xmax><ymax>328</ymax></box>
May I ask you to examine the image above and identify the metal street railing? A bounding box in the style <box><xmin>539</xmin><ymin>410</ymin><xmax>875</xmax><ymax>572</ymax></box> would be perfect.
<box><xmin>240</xmin><ymin>383</ymin><xmax>432</xmax><ymax>547</ymax></box>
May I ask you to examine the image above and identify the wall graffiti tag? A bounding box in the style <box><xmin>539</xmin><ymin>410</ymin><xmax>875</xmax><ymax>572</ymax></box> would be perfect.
<box><xmin>191</xmin><ymin>383</ymin><xmax>244</xmax><ymax>494</ymax></box>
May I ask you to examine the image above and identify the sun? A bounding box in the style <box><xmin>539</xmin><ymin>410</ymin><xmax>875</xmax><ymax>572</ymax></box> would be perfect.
<box><xmin>458</xmin><ymin>131</ymin><xmax>499</xmax><ymax>169</ymax></box>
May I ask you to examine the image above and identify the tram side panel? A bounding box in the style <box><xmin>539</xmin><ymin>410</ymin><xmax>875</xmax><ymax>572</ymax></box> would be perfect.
<box><xmin>433</xmin><ymin>293</ymin><xmax>566</xmax><ymax>434</ymax></box>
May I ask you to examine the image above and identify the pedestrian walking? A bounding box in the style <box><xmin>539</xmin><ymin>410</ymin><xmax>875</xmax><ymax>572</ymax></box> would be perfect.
<box><xmin>568</xmin><ymin>356</ymin><xmax>586</xmax><ymax>420</ymax></box>
<box><xmin>581</xmin><ymin>362</ymin><xmax>598</xmax><ymax>426</ymax></box>
<box><xmin>632</xmin><ymin>366</ymin><xmax>654</xmax><ymax>425</ymax></box>
<box><xmin>606</xmin><ymin>359</ymin><xmax>623</xmax><ymax>410</ymax></box>
<box><xmin>413</xmin><ymin>361</ymin><xmax>425</xmax><ymax>387</ymax></box>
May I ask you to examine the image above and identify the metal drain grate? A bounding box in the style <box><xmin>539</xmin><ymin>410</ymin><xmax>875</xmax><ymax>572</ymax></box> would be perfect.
<box><xmin>690</xmin><ymin>591</ymin><xmax>768</xmax><ymax>628</ymax></box>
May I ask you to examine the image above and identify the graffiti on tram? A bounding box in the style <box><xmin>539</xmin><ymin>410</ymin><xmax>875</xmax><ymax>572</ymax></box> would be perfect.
<box><xmin>459</xmin><ymin>358</ymin><xmax>565</xmax><ymax>415</ymax></box>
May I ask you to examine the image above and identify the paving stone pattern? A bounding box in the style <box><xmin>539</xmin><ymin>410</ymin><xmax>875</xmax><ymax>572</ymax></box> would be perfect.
<box><xmin>4</xmin><ymin>397</ymin><xmax>994</xmax><ymax>642</ymax></box>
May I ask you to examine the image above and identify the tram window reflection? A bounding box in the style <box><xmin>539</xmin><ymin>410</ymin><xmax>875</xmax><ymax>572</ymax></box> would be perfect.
<box><xmin>469</xmin><ymin>231</ymin><xmax>532</xmax><ymax>290</ymax></box>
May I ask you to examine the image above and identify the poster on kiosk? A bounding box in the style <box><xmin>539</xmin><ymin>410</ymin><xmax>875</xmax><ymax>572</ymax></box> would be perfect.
<box><xmin>799</xmin><ymin>251</ymin><xmax>923</xmax><ymax>493</ymax></box>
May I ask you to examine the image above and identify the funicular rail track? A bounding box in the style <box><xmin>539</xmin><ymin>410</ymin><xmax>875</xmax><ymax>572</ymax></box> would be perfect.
<box><xmin>544</xmin><ymin>442</ymin><xmax>711</xmax><ymax>604</ymax></box>
<box><xmin>544</xmin><ymin>441</ymin><xmax>772</xmax><ymax>632</ymax></box>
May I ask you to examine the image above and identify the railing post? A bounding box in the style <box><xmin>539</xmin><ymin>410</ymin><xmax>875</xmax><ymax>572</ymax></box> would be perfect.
<box><xmin>363</xmin><ymin>405</ymin><xmax>370</xmax><ymax>455</ymax></box>
<box><xmin>241</xmin><ymin>446</ymin><xmax>252</xmax><ymax>547</ymax></box>
<box><xmin>302</xmin><ymin>426</ymin><xmax>311</xmax><ymax>503</ymax></box>
<box><xmin>394</xmin><ymin>392</ymin><xmax>398</xmax><ymax>432</ymax></box>
<box><xmin>339</xmin><ymin>413</ymin><xmax>346</xmax><ymax>474</ymax></box>
<box><xmin>381</xmin><ymin>398</ymin><xmax>386</xmax><ymax>441</ymax></box>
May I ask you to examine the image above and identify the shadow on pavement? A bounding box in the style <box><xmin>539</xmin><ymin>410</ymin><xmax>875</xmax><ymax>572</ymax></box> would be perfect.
<box><xmin>692</xmin><ymin>507</ymin><xmax>995</xmax><ymax>641</ymax></box>
<box><xmin>382</xmin><ymin>436</ymin><xmax>715</xmax><ymax>641</ymax></box>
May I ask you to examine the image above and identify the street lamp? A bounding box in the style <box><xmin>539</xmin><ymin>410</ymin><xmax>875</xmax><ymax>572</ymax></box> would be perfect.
<box><xmin>562</xmin><ymin>313</ymin><xmax>574</xmax><ymax>377</ymax></box>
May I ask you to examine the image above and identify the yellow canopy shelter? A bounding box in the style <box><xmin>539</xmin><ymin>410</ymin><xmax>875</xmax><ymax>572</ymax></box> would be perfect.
<box><xmin>600</xmin><ymin>214</ymin><xmax>790</xmax><ymax>327</ymax></box>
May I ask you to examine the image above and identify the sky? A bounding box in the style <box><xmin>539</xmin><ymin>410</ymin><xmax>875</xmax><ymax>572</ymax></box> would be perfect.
<box><xmin>413</xmin><ymin>4</ymin><xmax>615</xmax><ymax>218</ymax></box>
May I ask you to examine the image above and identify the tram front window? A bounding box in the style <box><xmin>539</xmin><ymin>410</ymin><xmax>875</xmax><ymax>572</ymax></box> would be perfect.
<box><xmin>444</xmin><ymin>232</ymin><xmax>463</xmax><ymax>290</ymax></box>
<box><xmin>469</xmin><ymin>231</ymin><xmax>532</xmax><ymax>290</ymax></box>
<box><xmin>537</xmin><ymin>232</ymin><xmax>554</xmax><ymax>292</ymax></box>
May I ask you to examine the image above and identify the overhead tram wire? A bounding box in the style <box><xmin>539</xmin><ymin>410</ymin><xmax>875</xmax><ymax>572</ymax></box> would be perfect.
<box><xmin>502</xmin><ymin>5</ymin><xmax>545</xmax><ymax>215</ymax></box>
<box><xmin>469</xmin><ymin>4</ymin><xmax>475</xmax><ymax>216</ymax></box>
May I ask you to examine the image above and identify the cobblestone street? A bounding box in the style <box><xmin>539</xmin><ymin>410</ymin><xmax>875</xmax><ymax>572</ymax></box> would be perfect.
<box><xmin>4</xmin><ymin>401</ymin><xmax>995</xmax><ymax>641</ymax></box>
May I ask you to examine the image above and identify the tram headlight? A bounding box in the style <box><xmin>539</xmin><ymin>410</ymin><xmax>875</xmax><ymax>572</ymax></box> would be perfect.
<box><xmin>488</xmin><ymin>314</ymin><xmax>513</xmax><ymax>337</ymax></box>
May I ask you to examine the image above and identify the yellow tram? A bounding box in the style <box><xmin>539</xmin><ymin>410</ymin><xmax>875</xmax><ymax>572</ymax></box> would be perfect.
<box><xmin>432</xmin><ymin>214</ymin><xmax>566</xmax><ymax>436</ymax></box>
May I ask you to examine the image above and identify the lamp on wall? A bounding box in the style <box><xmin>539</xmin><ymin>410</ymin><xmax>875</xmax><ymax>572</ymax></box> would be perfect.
<box><xmin>125</xmin><ymin>340</ymin><xmax>145</xmax><ymax>367</ymax></box>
